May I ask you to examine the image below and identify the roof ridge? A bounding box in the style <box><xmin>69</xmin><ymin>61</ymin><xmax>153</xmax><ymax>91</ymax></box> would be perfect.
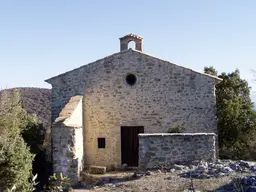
<box><xmin>131</xmin><ymin>49</ymin><xmax>222</xmax><ymax>81</ymax></box>
<box><xmin>45</xmin><ymin>49</ymin><xmax>131</xmax><ymax>83</ymax></box>
<box><xmin>45</xmin><ymin>49</ymin><xmax>222</xmax><ymax>83</ymax></box>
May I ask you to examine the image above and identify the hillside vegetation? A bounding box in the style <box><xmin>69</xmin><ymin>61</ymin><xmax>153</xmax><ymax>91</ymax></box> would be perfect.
<box><xmin>0</xmin><ymin>87</ymin><xmax>51</xmax><ymax>133</ymax></box>
<box><xmin>0</xmin><ymin>88</ymin><xmax>52</xmax><ymax>191</ymax></box>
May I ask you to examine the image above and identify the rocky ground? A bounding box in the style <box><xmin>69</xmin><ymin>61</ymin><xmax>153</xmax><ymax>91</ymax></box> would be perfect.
<box><xmin>73</xmin><ymin>160</ymin><xmax>256</xmax><ymax>192</ymax></box>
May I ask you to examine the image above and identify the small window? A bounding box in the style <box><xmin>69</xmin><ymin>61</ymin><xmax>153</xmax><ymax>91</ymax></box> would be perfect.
<box><xmin>126</xmin><ymin>74</ymin><xmax>137</xmax><ymax>86</ymax></box>
<box><xmin>98</xmin><ymin>138</ymin><xmax>106</xmax><ymax>148</ymax></box>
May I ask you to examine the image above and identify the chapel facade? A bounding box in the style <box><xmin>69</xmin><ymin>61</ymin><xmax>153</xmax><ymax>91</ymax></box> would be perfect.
<box><xmin>46</xmin><ymin>34</ymin><xmax>221</xmax><ymax>183</ymax></box>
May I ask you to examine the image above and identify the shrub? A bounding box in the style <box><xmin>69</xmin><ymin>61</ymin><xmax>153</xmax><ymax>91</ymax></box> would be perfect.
<box><xmin>167</xmin><ymin>125</ymin><xmax>185</xmax><ymax>133</ymax></box>
<box><xmin>45</xmin><ymin>173</ymin><xmax>71</xmax><ymax>192</ymax></box>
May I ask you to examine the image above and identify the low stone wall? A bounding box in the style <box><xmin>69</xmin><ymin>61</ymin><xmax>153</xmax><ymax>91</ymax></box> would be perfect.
<box><xmin>138</xmin><ymin>133</ymin><xmax>216</xmax><ymax>169</ymax></box>
<box><xmin>52</xmin><ymin>126</ymin><xmax>83</xmax><ymax>184</ymax></box>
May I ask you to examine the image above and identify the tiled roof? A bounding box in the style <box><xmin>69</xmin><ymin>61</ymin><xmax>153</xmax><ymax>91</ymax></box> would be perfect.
<box><xmin>119</xmin><ymin>33</ymin><xmax>143</xmax><ymax>40</ymax></box>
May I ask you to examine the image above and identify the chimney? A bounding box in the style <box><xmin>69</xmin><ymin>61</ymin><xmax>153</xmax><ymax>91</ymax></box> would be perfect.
<box><xmin>119</xmin><ymin>34</ymin><xmax>144</xmax><ymax>52</ymax></box>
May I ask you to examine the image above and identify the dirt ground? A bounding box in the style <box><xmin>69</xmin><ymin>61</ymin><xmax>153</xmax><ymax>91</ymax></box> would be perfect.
<box><xmin>72</xmin><ymin>170</ymin><xmax>241</xmax><ymax>192</ymax></box>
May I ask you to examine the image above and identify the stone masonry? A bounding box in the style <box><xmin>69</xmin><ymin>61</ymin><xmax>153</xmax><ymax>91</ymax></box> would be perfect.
<box><xmin>46</xmin><ymin>34</ymin><xmax>221</xmax><ymax>175</ymax></box>
<box><xmin>120</xmin><ymin>33</ymin><xmax>144</xmax><ymax>52</ymax></box>
<box><xmin>138</xmin><ymin>133</ymin><xmax>216</xmax><ymax>170</ymax></box>
<box><xmin>51</xmin><ymin>96</ymin><xmax>83</xmax><ymax>184</ymax></box>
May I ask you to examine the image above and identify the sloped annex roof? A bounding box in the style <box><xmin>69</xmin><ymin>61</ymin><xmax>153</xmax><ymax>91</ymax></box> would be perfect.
<box><xmin>45</xmin><ymin>49</ymin><xmax>222</xmax><ymax>83</ymax></box>
<box><xmin>53</xmin><ymin>95</ymin><xmax>83</xmax><ymax>127</ymax></box>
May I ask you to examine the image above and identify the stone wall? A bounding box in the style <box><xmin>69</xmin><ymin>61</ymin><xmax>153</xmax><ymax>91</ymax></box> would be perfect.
<box><xmin>51</xmin><ymin>96</ymin><xmax>83</xmax><ymax>184</ymax></box>
<box><xmin>51</xmin><ymin>126</ymin><xmax>83</xmax><ymax>184</ymax></box>
<box><xmin>138</xmin><ymin>133</ymin><xmax>216</xmax><ymax>169</ymax></box>
<box><xmin>46</xmin><ymin>49</ymin><xmax>220</xmax><ymax>168</ymax></box>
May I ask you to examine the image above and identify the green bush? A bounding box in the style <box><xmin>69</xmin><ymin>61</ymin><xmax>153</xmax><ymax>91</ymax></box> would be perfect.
<box><xmin>45</xmin><ymin>173</ymin><xmax>71</xmax><ymax>192</ymax></box>
<box><xmin>167</xmin><ymin>125</ymin><xmax>185</xmax><ymax>133</ymax></box>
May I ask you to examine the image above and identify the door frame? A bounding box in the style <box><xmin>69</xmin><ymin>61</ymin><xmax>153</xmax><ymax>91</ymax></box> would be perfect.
<box><xmin>120</xmin><ymin>126</ymin><xmax>144</xmax><ymax>167</ymax></box>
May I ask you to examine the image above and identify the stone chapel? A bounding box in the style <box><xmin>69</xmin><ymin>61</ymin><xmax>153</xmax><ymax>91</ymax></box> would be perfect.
<box><xmin>46</xmin><ymin>34</ymin><xmax>221</xmax><ymax>183</ymax></box>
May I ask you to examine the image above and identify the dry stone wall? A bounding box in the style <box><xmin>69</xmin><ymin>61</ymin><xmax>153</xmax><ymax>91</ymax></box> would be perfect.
<box><xmin>46</xmin><ymin>49</ymin><xmax>220</xmax><ymax>168</ymax></box>
<box><xmin>138</xmin><ymin>133</ymin><xmax>216</xmax><ymax>169</ymax></box>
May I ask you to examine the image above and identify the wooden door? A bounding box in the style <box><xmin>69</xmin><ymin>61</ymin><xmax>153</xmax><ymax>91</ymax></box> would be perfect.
<box><xmin>121</xmin><ymin>126</ymin><xmax>144</xmax><ymax>166</ymax></box>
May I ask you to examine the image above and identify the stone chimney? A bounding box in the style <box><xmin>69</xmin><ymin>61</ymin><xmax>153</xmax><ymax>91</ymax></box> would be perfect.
<box><xmin>119</xmin><ymin>34</ymin><xmax>144</xmax><ymax>52</ymax></box>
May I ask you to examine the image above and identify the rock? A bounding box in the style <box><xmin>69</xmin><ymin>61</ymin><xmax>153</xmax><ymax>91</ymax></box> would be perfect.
<box><xmin>192</xmin><ymin>161</ymin><xmax>200</xmax><ymax>166</ymax></box>
<box><xmin>216</xmin><ymin>159</ymin><xmax>223</xmax><ymax>164</ymax></box>
<box><xmin>242</xmin><ymin>176</ymin><xmax>256</xmax><ymax>186</ymax></box>
<box><xmin>173</xmin><ymin>164</ymin><xmax>185</xmax><ymax>170</ymax></box>
<box><xmin>107</xmin><ymin>183</ymin><xmax>116</xmax><ymax>187</ymax></box>
<box><xmin>220</xmin><ymin>166</ymin><xmax>233</xmax><ymax>173</ymax></box>
<box><xmin>239</xmin><ymin>160</ymin><xmax>251</xmax><ymax>168</ymax></box>
<box><xmin>197</xmin><ymin>165</ymin><xmax>207</xmax><ymax>171</ymax></box>
<box><xmin>89</xmin><ymin>166</ymin><xmax>106</xmax><ymax>174</ymax></box>
<box><xmin>242</xmin><ymin>176</ymin><xmax>249</xmax><ymax>185</ymax></box>
<box><xmin>237</xmin><ymin>176</ymin><xmax>256</xmax><ymax>192</ymax></box>
<box><xmin>208</xmin><ymin>162</ymin><xmax>216</xmax><ymax>168</ymax></box>
<box><xmin>198</xmin><ymin>161</ymin><xmax>208</xmax><ymax>167</ymax></box>
<box><xmin>215</xmin><ymin>164</ymin><xmax>224</xmax><ymax>170</ymax></box>
<box><xmin>208</xmin><ymin>169</ymin><xmax>217</xmax><ymax>175</ymax></box>
<box><xmin>247</xmin><ymin>186</ymin><xmax>256</xmax><ymax>192</ymax></box>
<box><xmin>249</xmin><ymin>177</ymin><xmax>256</xmax><ymax>186</ymax></box>
<box><xmin>131</xmin><ymin>172</ymin><xmax>137</xmax><ymax>178</ymax></box>
<box><xmin>219</xmin><ymin>173</ymin><xmax>226</xmax><ymax>177</ymax></box>
<box><xmin>213</xmin><ymin>172</ymin><xmax>220</xmax><ymax>177</ymax></box>
<box><xmin>221</xmin><ymin>159</ymin><xmax>232</xmax><ymax>163</ymax></box>
<box><xmin>191</xmin><ymin>170</ymin><xmax>200</xmax><ymax>177</ymax></box>
<box><xmin>183</xmin><ymin>165</ymin><xmax>190</xmax><ymax>170</ymax></box>
<box><xmin>251</xmin><ymin>166</ymin><xmax>256</xmax><ymax>172</ymax></box>
<box><xmin>194</xmin><ymin>169</ymin><xmax>204</xmax><ymax>175</ymax></box>
<box><xmin>229</xmin><ymin>163</ymin><xmax>240</xmax><ymax>171</ymax></box>
<box><xmin>131</xmin><ymin>172</ymin><xmax>143</xmax><ymax>178</ymax></box>
<box><xmin>115</xmin><ymin>183</ymin><xmax>123</xmax><ymax>187</ymax></box>
<box><xmin>176</xmin><ymin>160</ymin><xmax>256</xmax><ymax>181</ymax></box>
<box><xmin>145</xmin><ymin>170</ymin><xmax>152</xmax><ymax>176</ymax></box>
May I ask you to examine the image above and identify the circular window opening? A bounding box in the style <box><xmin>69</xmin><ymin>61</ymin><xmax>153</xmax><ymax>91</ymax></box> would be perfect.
<box><xmin>126</xmin><ymin>74</ymin><xmax>137</xmax><ymax>86</ymax></box>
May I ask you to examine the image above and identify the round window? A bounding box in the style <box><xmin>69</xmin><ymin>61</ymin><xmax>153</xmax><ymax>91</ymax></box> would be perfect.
<box><xmin>126</xmin><ymin>74</ymin><xmax>137</xmax><ymax>86</ymax></box>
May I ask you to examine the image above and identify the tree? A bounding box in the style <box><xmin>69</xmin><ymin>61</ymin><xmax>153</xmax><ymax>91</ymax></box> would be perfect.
<box><xmin>22</xmin><ymin>115</ymin><xmax>52</xmax><ymax>191</ymax></box>
<box><xmin>0</xmin><ymin>90</ymin><xmax>36</xmax><ymax>191</ymax></box>
<box><xmin>204</xmin><ymin>66</ymin><xmax>218</xmax><ymax>76</ymax></box>
<box><xmin>204</xmin><ymin>67</ymin><xmax>256</xmax><ymax>159</ymax></box>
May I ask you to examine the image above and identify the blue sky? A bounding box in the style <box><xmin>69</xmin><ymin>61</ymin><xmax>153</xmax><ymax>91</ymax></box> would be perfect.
<box><xmin>0</xmin><ymin>1</ymin><xmax>256</xmax><ymax>98</ymax></box>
